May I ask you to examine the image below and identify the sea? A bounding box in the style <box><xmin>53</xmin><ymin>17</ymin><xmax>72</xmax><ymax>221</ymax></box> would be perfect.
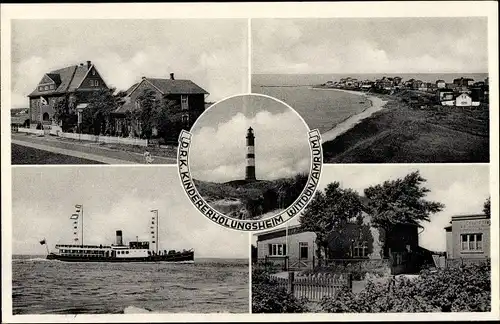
<box><xmin>12</xmin><ymin>255</ymin><xmax>249</xmax><ymax>314</ymax></box>
<box><xmin>252</xmin><ymin>73</ymin><xmax>488</xmax><ymax>133</ymax></box>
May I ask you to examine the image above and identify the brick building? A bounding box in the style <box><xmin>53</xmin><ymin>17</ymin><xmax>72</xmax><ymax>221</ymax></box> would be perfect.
<box><xmin>113</xmin><ymin>73</ymin><xmax>209</xmax><ymax>138</ymax></box>
<box><xmin>27</xmin><ymin>60</ymin><xmax>109</xmax><ymax>126</ymax></box>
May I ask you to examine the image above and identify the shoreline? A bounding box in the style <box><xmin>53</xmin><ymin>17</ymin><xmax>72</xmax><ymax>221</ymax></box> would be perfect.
<box><xmin>310</xmin><ymin>87</ymin><xmax>389</xmax><ymax>143</ymax></box>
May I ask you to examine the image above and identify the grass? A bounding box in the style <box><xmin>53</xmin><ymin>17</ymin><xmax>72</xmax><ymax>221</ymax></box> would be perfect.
<box><xmin>11</xmin><ymin>144</ymin><xmax>104</xmax><ymax>165</ymax></box>
<box><xmin>194</xmin><ymin>174</ymin><xmax>308</xmax><ymax>219</ymax></box>
<box><xmin>323</xmin><ymin>97</ymin><xmax>489</xmax><ymax>163</ymax></box>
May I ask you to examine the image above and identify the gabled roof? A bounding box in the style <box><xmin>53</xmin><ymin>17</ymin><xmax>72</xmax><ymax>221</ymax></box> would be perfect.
<box><xmin>28</xmin><ymin>63</ymin><xmax>103</xmax><ymax>97</ymax></box>
<box><xmin>145</xmin><ymin>78</ymin><xmax>209</xmax><ymax>95</ymax></box>
<box><xmin>114</xmin><ymin>77</ymin><xmax>209</xmax><ymax>114</ymax></box>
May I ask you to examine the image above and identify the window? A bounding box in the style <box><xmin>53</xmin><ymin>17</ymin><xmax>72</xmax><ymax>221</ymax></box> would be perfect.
<box><xmin>44</xmin><ymin>85</ymin><xmax>49</xmax><ymax>91</ymax></box>
<box><xmin>135</xmin><ymin>100</ymin><xmax>141</xmax><ymax>110</ymax></box>
<box><xmin>461</xmin><ymin>234</ymin><xmax>483</xmax><ymax>251</ymax></box>
<box><xmin>126</xmin><ymin>251</ymin><xmax>129</xmax><ymax>254</ymax></box>
<box><xmin>50</xmin><ymin>84</ymin><xmax>55</xmax><ymax>90</ymax></box>
<box><xmin>299</xmin><ymin>242</ymin><xmax>309</xmax><ymax>259</ymax></box>
<box><xmin>181</xmin><ymin>95</ymin><xmax>189</xmax><ymax>110</ymax></box>
<box><xmin>268</xmin><ymin>243</ymin><xmax>287</xmax><ymax>256</ymax></box>
<box><xmin>353</xmin><ymin>241</ymin><xmax>368</xmax><ymax>258</ymax></box>
<box><xmin>91</xmin><ymin>70</ymin><xmax>96</xmax><ymax>76</ymax></box>
<box><xmin>39</xmin><ymin>86</ymin><xmax>43</xmax><ymax>91</ymax></box>
<box><xmin>94</xmin><ymin>80</ymin><xmax>99</xmax><ymax>87</ymax></box>
<box><xmin>182</xmin><ymin>113</ymin><xmax>189</xmax><ymax>126</ymax></box>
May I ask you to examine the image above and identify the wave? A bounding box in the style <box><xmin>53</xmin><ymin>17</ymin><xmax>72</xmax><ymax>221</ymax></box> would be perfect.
<box><xmin>123</xmin><ymin>306</ymin><xmax>152</xmax><ymax>314</ymax></box>
<box><xmin>123</xmin><ymin>305</ymin><xmax>233</xmax><ymax>314</ymax></box>
<box><xmin>13</xmin><ymin>257</ymin><xmax>55</xmax><ymax>262</ymax></box>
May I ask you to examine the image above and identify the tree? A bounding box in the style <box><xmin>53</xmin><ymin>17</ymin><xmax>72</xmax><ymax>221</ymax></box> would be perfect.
<box><xmin>85</xmin><ymin>87</ymin><xmax>127</xmax><ymax>135</ymax></box>
<box><xmin>136</xmin><ymin>89</ymin><xmax>161</xmax><ymax>140</ymax></box>
<box><xmin>299</xmin><ymin>182</ymin><xmax>364</xmax><ymax>264</ymax></box>
<box><xmin>156</xmin><ymin>96</ymin><xmax>182</xmax><ymax>143</ymax></box>
<box><xmin>364</xmin><ymin>171</ymin><xmax>444</xmax><ymax>256</ymax></box>
<box><xmin>52</xmin><ymin>97</ymin><xmax>77</xmax><ymax>131</ymax></box>
<box><xmin>483</xmin><ymin>197</ymin><xmax>490</xmax><ymax>217</ymax></box>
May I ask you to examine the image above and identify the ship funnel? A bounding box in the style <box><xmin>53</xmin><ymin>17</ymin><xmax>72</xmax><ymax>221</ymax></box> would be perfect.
<box><xmin>116</xmin><ymin>230</ymin><xmax>123</xmax><ymax>246</ymax></box>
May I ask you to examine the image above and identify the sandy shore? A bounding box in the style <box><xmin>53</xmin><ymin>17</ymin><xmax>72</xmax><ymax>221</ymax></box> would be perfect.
<box><xmin>311</xmin><ymin>87</ymin><xmax>388</xmax><ymax>143</ymax></box>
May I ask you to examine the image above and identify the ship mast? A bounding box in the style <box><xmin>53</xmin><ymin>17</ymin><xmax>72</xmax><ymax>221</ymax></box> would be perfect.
<box><xmin>151</xmin><ymin>209</ymin><xmax>159</xmax><ymax>254</ymax></box>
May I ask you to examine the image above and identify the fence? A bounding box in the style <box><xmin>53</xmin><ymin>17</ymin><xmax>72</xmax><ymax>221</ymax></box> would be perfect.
<box><xmin>318</xmin><ymin>258</ymin><xmax>392</xmax><ymax>278</ymax></box>
<box><xmin>272</xmin><ymin>272</ymin><xmax>352</xmax><ymax>302</ymax></box>
<box><xmin>16</xmin><ymin>127</ymin><xmax>44</xmax><ymax>136</ymax></box>
<box><xmin>259</xmin><ymin>256</ymin><xmax>315</xmax><ymax>271</ymax></box>
<box><xmin>59</xmin><ymin>132</ymin><xmax>148</xmax><ymax>147</ymax></box>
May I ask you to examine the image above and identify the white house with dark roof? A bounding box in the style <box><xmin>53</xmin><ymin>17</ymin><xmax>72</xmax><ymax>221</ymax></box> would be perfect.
<box><xmin>113</xmin><ymin>73</ymin><xmax>209</xmax><ymax>138</ymax></box>
<box><xmin>27</xmin><ymin>60</ymin><xmax>109</xmax><ymax>125</ymax></box>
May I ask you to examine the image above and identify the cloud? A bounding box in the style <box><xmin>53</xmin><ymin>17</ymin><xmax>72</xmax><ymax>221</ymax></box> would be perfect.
<box><xmin>10</xmin><ymin>20</ymin><xmax>248</xmax><ymax>108</ymax></box>
<box><xmin>189</xmin><ymin>107</ymin><xmax>311</xmax><ymax>183</ymax></box>
<box><xmin>11</xmin><ymin>168</ymin><xmax>248</xmax><ymax>258</ymax></box>
<box><xmin>252</xmin><ymin>18</ymin><xmax>488</xmax><ymax>74</ymax></box>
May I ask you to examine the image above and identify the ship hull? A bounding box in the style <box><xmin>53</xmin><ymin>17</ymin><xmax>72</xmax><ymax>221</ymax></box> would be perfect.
<box><xmin>46</xmin><ymin>251</ymin><xmax>194</xmax><ymax>263</ymax></box>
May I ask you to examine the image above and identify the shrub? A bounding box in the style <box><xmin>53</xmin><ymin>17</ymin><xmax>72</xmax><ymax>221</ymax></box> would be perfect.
<box><xmin>252</xmin><ymin>267</ymin><xmax>309</xmax><ymax>313</ymax></box>
<box><xmin>320</xmin><ymin>260</ymin><xmax>490</xmax><ymax>313</ymax></box>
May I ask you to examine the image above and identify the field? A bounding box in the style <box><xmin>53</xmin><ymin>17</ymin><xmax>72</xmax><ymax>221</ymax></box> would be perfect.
<box><xmin>323</xmin><ymin>97</ymin><xmax>489</xmax><ymax>163</ymax></box>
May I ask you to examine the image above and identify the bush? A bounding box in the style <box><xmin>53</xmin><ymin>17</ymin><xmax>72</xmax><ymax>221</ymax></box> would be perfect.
<box><xmin>320</xmin><ymin>260</ymin><xmax>491</xmax><ymax>313</ymax></box>
<box><xmin>252</xmin><ymin>267</ymin><xmax>309</xmax><ymax>313</ymax></box>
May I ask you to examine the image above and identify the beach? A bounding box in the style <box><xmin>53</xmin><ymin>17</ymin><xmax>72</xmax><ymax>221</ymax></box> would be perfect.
<box><xmin>310</xmin><ymin>87</ymin><xmax>388</xmax><ymax>142</ymax></box>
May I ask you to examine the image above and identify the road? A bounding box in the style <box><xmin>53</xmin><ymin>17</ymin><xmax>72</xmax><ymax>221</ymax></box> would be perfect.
<box><xmin>11</xmin><ymin>133</ymin><xmax>177</xmax><ymax>165</ymax></box>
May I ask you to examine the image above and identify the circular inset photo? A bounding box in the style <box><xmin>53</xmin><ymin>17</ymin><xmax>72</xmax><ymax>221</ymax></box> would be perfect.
<box><xmin>178</xmin><ymin>94</ymin><xmax>323</xmax><ymax>231</ymax></box>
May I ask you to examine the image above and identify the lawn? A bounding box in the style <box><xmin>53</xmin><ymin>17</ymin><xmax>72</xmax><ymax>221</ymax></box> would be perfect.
<box><xmin>11</xmin><ymin>144</ymin><xmax>104</xmax><ymax>165</ymax></box>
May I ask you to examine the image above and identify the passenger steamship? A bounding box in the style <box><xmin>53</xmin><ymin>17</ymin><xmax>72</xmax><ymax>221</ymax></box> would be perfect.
<box><xmin>43</xmin><ymin>207</ymin><xmax>194</xmax><ymax>263</ymax></box>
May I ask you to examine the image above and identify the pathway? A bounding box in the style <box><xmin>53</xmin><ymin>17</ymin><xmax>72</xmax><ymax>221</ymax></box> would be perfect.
<box><xmin>12</xmin><ymin>133</ymin><xmax>177</xmax><ymax>164</ymax></box>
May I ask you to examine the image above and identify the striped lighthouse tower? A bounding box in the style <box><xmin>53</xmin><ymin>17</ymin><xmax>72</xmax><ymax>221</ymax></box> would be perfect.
<box><xmin>245</xmin><ymin>127</ymin><xmax>256</xmax><ymax>181</ymax></box>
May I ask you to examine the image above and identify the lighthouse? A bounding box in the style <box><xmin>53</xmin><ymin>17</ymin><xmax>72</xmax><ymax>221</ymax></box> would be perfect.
<box><xmin>245</xmin><ymin>127</ymin><xmax>256</xmax><ymax>181</ymax></box>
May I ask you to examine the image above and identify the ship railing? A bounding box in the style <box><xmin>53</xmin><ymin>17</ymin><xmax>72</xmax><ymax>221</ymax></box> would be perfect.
<box><xmin>55</xmin><ymin>244</ymin><xmax>111</xmax><ymax>249</ymax></box>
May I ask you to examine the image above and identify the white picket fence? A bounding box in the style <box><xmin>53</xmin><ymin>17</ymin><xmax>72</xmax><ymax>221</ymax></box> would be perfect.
<box><xmin>59</xmin><ymin>132</ymin><xmax>148</xmax><ymax>147</ymax></box>
<box><xmin>17</xmin><ymin>127</ymin><xmax>44</xmax><ymax>136</ymax></box>
<box><xmin>16</xmin><ymin>127</ymin><xmax>148</xmax><ymax>147</ymax></box>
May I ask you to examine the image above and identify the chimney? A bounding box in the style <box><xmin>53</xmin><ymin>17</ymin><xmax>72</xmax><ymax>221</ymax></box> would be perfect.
<box><xmin>170</xmin><ymin>73</ymin><xmax>175</xmax><ymax>80</ymax></box>
<box><xmin>116</xmin><ymin>230</ymin><xmax>123</xmax><ymax>246</ymax></box>
<box><xmin>142</xmin><ymin>76</ymin><xmax>146</xmax><ymax>80</ymax></box>
<box><xmin>87</xmin><ymin>60</ymin><xmax>91</xmax><ymax>69</ymax></box>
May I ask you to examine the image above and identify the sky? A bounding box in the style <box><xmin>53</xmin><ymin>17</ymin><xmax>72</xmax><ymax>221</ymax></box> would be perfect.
<box><xmin>10</xmin><ymin>19</ymin><xmax>248</xmax><ymax>108</ymax></box>
<box><xmin>258</xmin><ymin>164</ymin><xmax>491</xmax><ymax>252</ymax></box>
<box><xmin>189</xmin><ymin>95</ymin><xmax>311</xmax><ymax>183</ymax></box>
<box><xmin>11</xmin><ymin>167</ymin><xmax>249</xmax><ymax>258</ymax></box>
<box><xmin>252</xmin><ymin>17</ymin><xmax>488</xmax><ymax>74</ymax></box>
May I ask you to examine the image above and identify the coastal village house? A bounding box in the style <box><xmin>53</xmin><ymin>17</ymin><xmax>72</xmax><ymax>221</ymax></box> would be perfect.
<box><xmin>113</xmin><ymin>73</ymin><xmax>209</xmax><ymax>138</ymax></box>
<box><xmin>436</xmin><ymin>79</ymin><xmax>446</xmax><ymax>89</ymax></box>
<box><xmin>27</xmin><ymin>61</ymin><xmax>109</xmax><ymax>126</ymax></box>
<box><xmin>255</xmin><ymin>213</ymin><xmax>432</xmax><ymax>275</ymax></box>
<box><xmin>444</xmin><ymin>214</ymin><xmax>490</xmax><ymax>261</ymax></box>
